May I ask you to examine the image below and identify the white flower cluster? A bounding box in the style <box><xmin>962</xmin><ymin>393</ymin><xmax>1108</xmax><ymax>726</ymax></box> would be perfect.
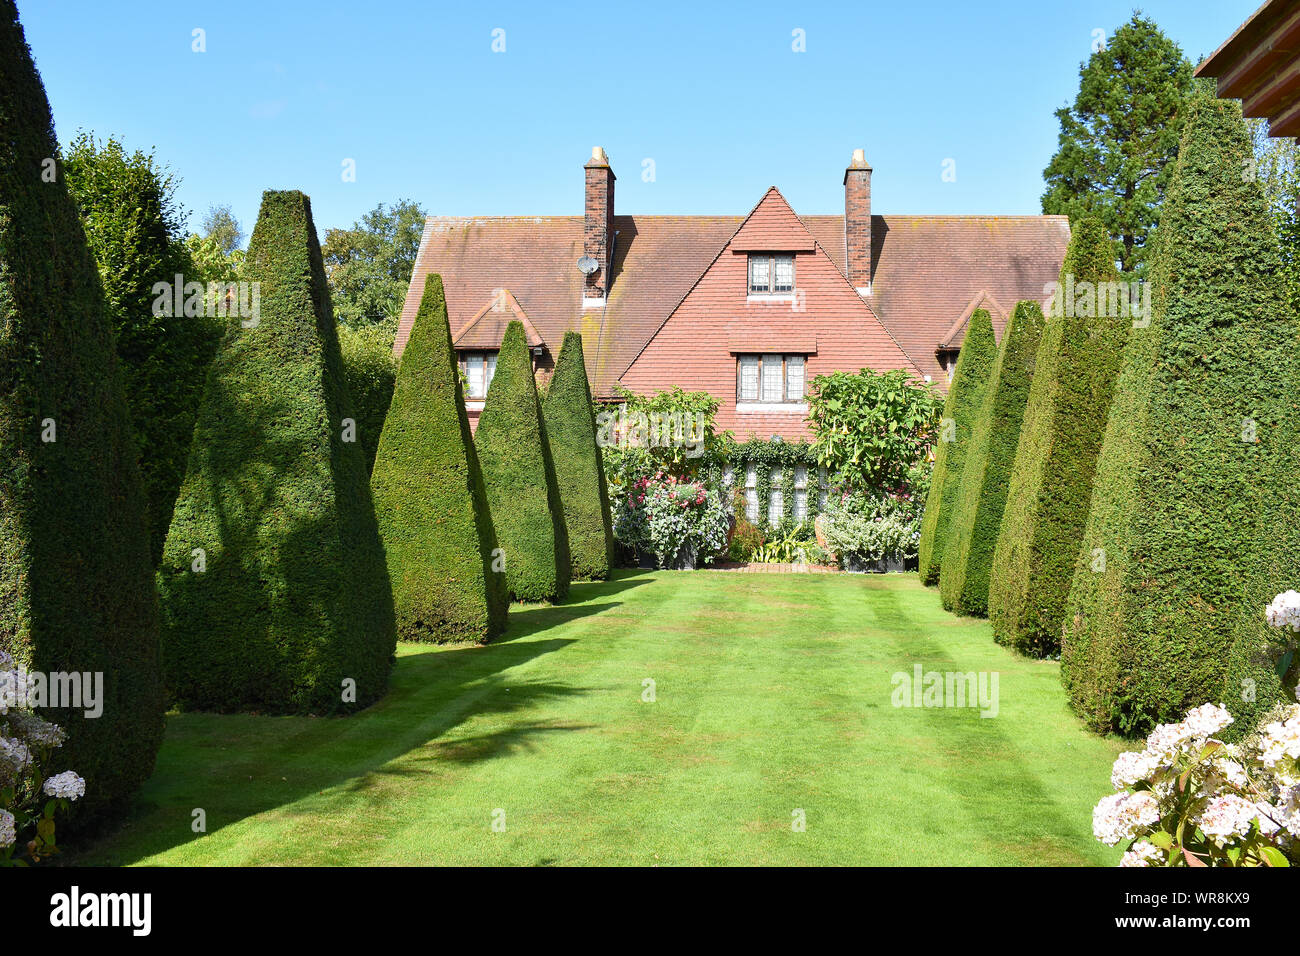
<box><xmin>0</xmin><ymin>647</ymin><xmax>80</xmax><ymax>860</ymax></box>
<box><xmin>1094</xmin><ymin>700</ymin><xmax>1300</xmax><ymax>866</ymax></box>
<box><xmin>1267</xmin><ymin>590</ymin><xmax>1300</xmax><ymax>632</ymax></box>
<box><xmin>42</xmin><ymin>771</ymin><xmax>85</xmax><ymax>801</ymax></box>
<box><xmin>1259</xmin><ymin>708</ymin><xmax>1300</xmax><ymax>768</ymax></box>
<box><xmin>1119</xmin><ymin>840</ymin><xmax>1162</xmax><ymax>867</ymax></box>
<box><xmin>1093</xmin><ymin>791</ymin><xmax>1160</xmax><ymax>846</ymax></box>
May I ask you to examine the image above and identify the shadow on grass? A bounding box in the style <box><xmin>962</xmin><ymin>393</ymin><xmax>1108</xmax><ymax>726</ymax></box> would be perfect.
<box><xmin>74</xmin><ymin>594</ymin><xmax>632</xmax><ymax>865</ymax></box>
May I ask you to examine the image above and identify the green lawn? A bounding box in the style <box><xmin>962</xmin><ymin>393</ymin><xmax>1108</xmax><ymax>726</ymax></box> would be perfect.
<box><xmin>78</xmin><ymin>570</ymin><xmax>1126</xmax><ymax>866</ymax></box>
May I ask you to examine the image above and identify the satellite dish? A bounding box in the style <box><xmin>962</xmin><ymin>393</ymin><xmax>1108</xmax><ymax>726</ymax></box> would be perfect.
<box><xmin>576</xmin><ymin>255</ymin><xmax>600</xmax><ymax>275</ymax></box>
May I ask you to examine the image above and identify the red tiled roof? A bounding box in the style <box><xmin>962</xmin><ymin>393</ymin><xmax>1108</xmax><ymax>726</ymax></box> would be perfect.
<box><xmin>453</xmin><ymin>289</ymin><xmax>544</xmax><ymax>348</ymax></box>
<box><xmin>937</xmin><ymin>291</ymin><xmax>1008</xmax><ymax>351</ymax></box>
<box><xmin>803</xmin><ymin>214</ymin><xmax>1070</xmax><ymax>384</ymax></box>
<box><xmin>395</xmin><ymin>205</ymin><xmax>1070</xmax><ymax>395</ymax></box>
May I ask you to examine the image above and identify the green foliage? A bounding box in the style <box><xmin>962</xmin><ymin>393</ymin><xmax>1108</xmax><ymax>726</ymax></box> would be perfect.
<box><xmin>475</xmin><ymin>321</ymin><xmax>571</xmax><ymax>601</ymax></box>
<box><xmin>1061</xmin><ymin>93</ymin><xmax>1300</xmax><ymax>736</ymax></box>
<box><xmin>371</xmin><ymin>275</ymin><xmax>507</xmax><ymax>643</ymax></box>
<box><xmin>708</xmin><ymin>437</ymin><xmax>823</xmax><ymax>536</ymax></box>
<box><xmin>200</xmin><ymin>203</ymin><xmax>243</xmax><ymax>257</ymax></box>
<box><xmin>916</xmin><ymin>309</ymin><xmax>998</xmax><ymax>586</ymax></box>
<box><xmin>599</xmin><ymin>386</ymin><xmax>724</xmax><ymax>494</ymax></box>
<box><xmin>807</xmin><ymin>367</ymin><xmax>944</xmax><ymax>494</ymax></box>
<box><xmin>989</xmin><ymin>219</ymin><xmax>1126</xmax><ymax>657</ymax></box>
<box><xmin>158</xmin><ymin>190</ymin><xmax>396</xmax><ymax>714</ymax></box>
<box><xmin>1041</xmin><ymin>12</ymin><xmax>1194</xmax><ymax>275</ymax></box>
<box><xmin>821</xmin><ymin>491</ymin><xmax>922</xmax><ymax>565</ymax></box>
<box><xmin>542</xmin><ymin>331</ymin><xmax>614</xmax><ymax>581</ymax></box>
<box><xmin>338</xmin><ymin>317</ymin><xmax>396</xmax><ymax>474</ymax></box>
<box><xmin>0</xmin><ymin>0</ymin><xmax>163</xmax><ymax>823</ymax></box>
<box><xmin>728</xmin><ymin>517</ymin><xmax>763</xmax><ymax>561</ymax></box>
<box><xmin>63</xmin><ymin>132</ymin><xmax>224</xmax><ymax>563</ymax></box>
<box><xmin>322</xmin><ymin>199</ymin><xmax>427</xmax><ymax>328</ymax></box>
<box><xmin>939</xmin><ymin>301</ymin><xmax>1046</xmax><ymax>616</ymax></box>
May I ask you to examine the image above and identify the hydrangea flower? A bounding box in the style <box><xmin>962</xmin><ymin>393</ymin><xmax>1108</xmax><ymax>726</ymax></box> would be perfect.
<box><xmin>1119</xmin><ymin>840</ymin><xmax>1162</xmax><ymax>867</ymax></box>
<box><xmin>1197</xmin><ymin>794</ymin><xmax>1260</xmax><ymax>846</ymax></box>
<box><xmin>42</xmin><ymin>771</ymin><xmax>85</xmax><ymax>801</ymax></box>
<box><xmin>0</xmin><ymin>809</ymin><xmax>14</xmax><ymax>849</ymax></box>
<box><xmin>1093</xmin><ymin>791</ymin><xmax>1160</xmax><ymax>846</ymax></box>
<box><xmin>1267</xmin><ymin>590</ymin><xmax>1300</xmax><ymax>632</ymax></box>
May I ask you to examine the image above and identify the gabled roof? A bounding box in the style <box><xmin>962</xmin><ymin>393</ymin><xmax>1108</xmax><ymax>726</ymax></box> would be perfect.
<box><xmin>937</xmin><ymin>291</ymin><xmax>1007</xmax><ymax>352</ymax></box>
<box><xmin>395</xmin><ymin>214</ymin><xmax>739</xmax><ymax>397</ymax></box>
<box><xmin>802</xmin><ymin>214</ymin><xmax>1070</xmax><ymax>383</ymax></box>
<box><xmin>625</xmin><ymin>186</ymin><xmax>922</xmax><ymax>379</ymax></box>
<box><xmin>453</xmin><ymin>289</ymin><xmax>544</xmax><ymax>349</ymax></box>
<box><xmin>395</xmin><ymin>207</ymin><xmax>1070</xmax><ymax>394</ymax></box>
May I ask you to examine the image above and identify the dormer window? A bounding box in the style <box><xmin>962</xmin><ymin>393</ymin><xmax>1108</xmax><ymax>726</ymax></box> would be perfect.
<box><xmin>748</xmin><ymin>254</ymin><xmax>795</xmax><ymax>295</ymax></box>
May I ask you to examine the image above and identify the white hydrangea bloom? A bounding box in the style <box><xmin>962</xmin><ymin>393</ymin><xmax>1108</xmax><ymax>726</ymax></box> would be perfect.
<box><xmin>1259</xmin><ymin>710</ymin><xmax>1300</xmax><ymax>768</ymax></box>
<box><xmin>0</xmin><ymin>809</ymin><xmax>14</xmax><ymax>848</ymax></box>
<box><xmin>42</xmin><ymin>771</ymin><xmax>85</xmax><ymax>801</ymax></box>
<box><xmin>1119</xmin><ymin>840</ymin><xmax>1163</xmax><ymax>867</ymax></box>
<box><xmin>1197</xmin><ymin>794</ymin><xmax>1259</xmax><ymax>846</ymax></box>
<box><xmin>1111</xmin><ymin>749</ymin><xmax>1162</xmax><ymax>790</ymax></box>
<box><xmin>1093</xmin><ymin>791</ymin><xmax>1160</xmax><ymax>846</ymax></box>
<box><xmin>0</xmin><ymin>736</ymin><xmax>32</xmax><ymax>772</ymax></box>
<box><xmin>1267</xmin><ymin>590</ymin><xmax>1300</xmax><ymax>631</ymax></box>
<box><xmin>1182</xmin><ymin>703</ymin><xmax>1234</xmax><ymax>739</ymax></box>
<box><xmin>8</xmin><ymin>712</ymin><xmax>66</xmax><ymax>749</ymax></box>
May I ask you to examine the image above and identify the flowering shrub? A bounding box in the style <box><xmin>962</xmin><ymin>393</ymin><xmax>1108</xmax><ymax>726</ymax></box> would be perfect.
<box><xmin>1266</xmin><ymin>590</ymin><xmax>1300</xmax><ymax>679</ymax></box>
<box><xmin>1093</xmin><ymin>698</ymin><xmax>1300</xmax><ymax>867</ymax></box>
<box><xmin>819</xmin><ymin>490</ymin><xmax>922</xmax><ymax>565</ymax></box>
<box><xmin>614</xmin><ymin>472</ymin><xmax>730</xmax><ymax>568</ymax></box>
<box><xmin>0</xmin><ymin>650</ymin><xmax>85</xmax><ymax>866</ymax></box>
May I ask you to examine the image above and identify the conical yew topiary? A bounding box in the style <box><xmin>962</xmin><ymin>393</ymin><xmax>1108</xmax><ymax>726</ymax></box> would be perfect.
<box><xmin>1061</xmin><ymin>90</ymin><xmax>1300</xmax><ymax>736</ymax></box>
<box><xmin>542</xmin><ymin>331</ymin><xmax>613</xmax><ymax>581</ymax></box>
<box><xmin>371</xmin><ymin>274</ymin><xmax>507</xmax><ymax>642</ymax></box>
<box><xmin>158</xmin><ymin>190</ymin><xmax>396</xmax><ymax>715</ymax></box>
<box><xmin>940</xmin><ymin>300</ymin><xmax>1046</xmax><ymax>617</ymax></box>
<box><xmin>475</xmin><ymin>321</ymin><xmax>571</xmax><ymax>602</ymax></box>
<box><xmin>988</xmin><ymin>218</ymin><xmax>1127</xmax><ymax>657</ymax></box>
<box><xmin>0</xmin><ymin>0</ymin><xmax>163</xmax><ymax>823</ymax></box>
<box><xmin>917</xmin><ymin>308</ymin><xmax>998</xmax><ymax>586</ymax></box>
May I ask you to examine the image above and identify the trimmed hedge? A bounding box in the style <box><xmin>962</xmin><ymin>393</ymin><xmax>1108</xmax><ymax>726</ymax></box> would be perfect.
<box><xmin>158</xmin><ymin>190</ymin><xmax>396</xmax><ymax>715</ymax></box>
<box><xmin>1062</xmin><ymin>91</ymin><xmax>1300</xmax><ymax>736</ymax></box>
<box><xmin>475</xmin><ymin>321</ymin><xmax>571</xmax><ymax>602</ymax></box>
<box><xmin>371</xmin><ymin>275</ymin><xmax>507</xmax><ymax>642</ymax></box>
<box><xmin>0</xmin><ymin>0</ymin><xmax>163</xmax><ymax>823</ymax></box>
<box><xmin>338</xmin><ymin>317</ymin><xmax>397</xmax><ymax>475</ymax></box>
<box><xmin>988</xmin><ymin>218</ymin><xmax>1126</xmax><ymax>656</ymax></box>
<box><xmin>542</xmin><ymin>331</ymin><xmax>613</xmax><ymax>580</ymax></box>
<box><xmin>916</xmin><ymin>308</ymin><xmax>998</xmax><ymax>586</ymax></box>
<box><xmin>940</xmin><ymin>300</ymin><xmax>1045</xmax><ymax>616</ymax></box>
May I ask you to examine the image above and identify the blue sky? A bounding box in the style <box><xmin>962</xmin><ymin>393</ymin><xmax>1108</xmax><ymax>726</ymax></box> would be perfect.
<box><xmin>17</xmin><ymin>0</ymin><xmax>1258</xmax><ymax>242</ymax></box>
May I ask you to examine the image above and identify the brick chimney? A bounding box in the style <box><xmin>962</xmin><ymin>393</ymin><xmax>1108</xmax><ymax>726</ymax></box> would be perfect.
<box><xmin>583</xmin><ymin>146</ymin><xmax>616</xmax><ymax>303</ymax></box>
<box><xmin>843</xmin><ymin>148</ymin><xmax>872</xmax><ymax>295</ymax></box>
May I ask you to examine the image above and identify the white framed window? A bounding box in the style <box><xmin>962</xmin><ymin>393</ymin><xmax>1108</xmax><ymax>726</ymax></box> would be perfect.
<box><xmin>793</xmin><ymin>466</ymin><xmax>808</xmax><ymax>521</ymax></box>
<box><xmin>748</xmin><ymin>254</ymin><xmax>795</xmax><ymax>294</ymax></box>
<box><xmin>768</xmin><ymin>466</ymin><xmax>783</xmax><ymax>524</ymax></box>
<box><xmin>736</xmin><ymin>354</ymin><xmax>808</xmax><ymax>404</ymax></box>
<box><xmin>761</xmin><ymin>355</ymin><xmax>783</xmax><ymax>402</ymax></box>
<box><xmin>786</xmin><ymin>355</ymin><xmax>804</xmax><ymax>400</ymax></box>
<box><xmin>459</xmin><ymin>351</ymin><xmax>497</xmax><ymax>399</ymax></box>
<box><xmin>817</xmin><ymin>466</ymin><xmax>829</xmax><ymax>511</ymax></box>
<box><xmin>744</xmin><ymin>465</ymin><xmax>759</xmax><ymax>522</ymax></box>
<box><xmin>738</xmin><ymin>355</ymin><xmax>760</xmax><ymax>402</ymax></box>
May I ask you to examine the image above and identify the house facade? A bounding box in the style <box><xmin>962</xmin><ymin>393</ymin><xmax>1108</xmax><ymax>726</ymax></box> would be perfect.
<box><xmin>395</xmin><ymin>148</ymin><xmax>1070</xmax><ymax>440</ymax></box>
